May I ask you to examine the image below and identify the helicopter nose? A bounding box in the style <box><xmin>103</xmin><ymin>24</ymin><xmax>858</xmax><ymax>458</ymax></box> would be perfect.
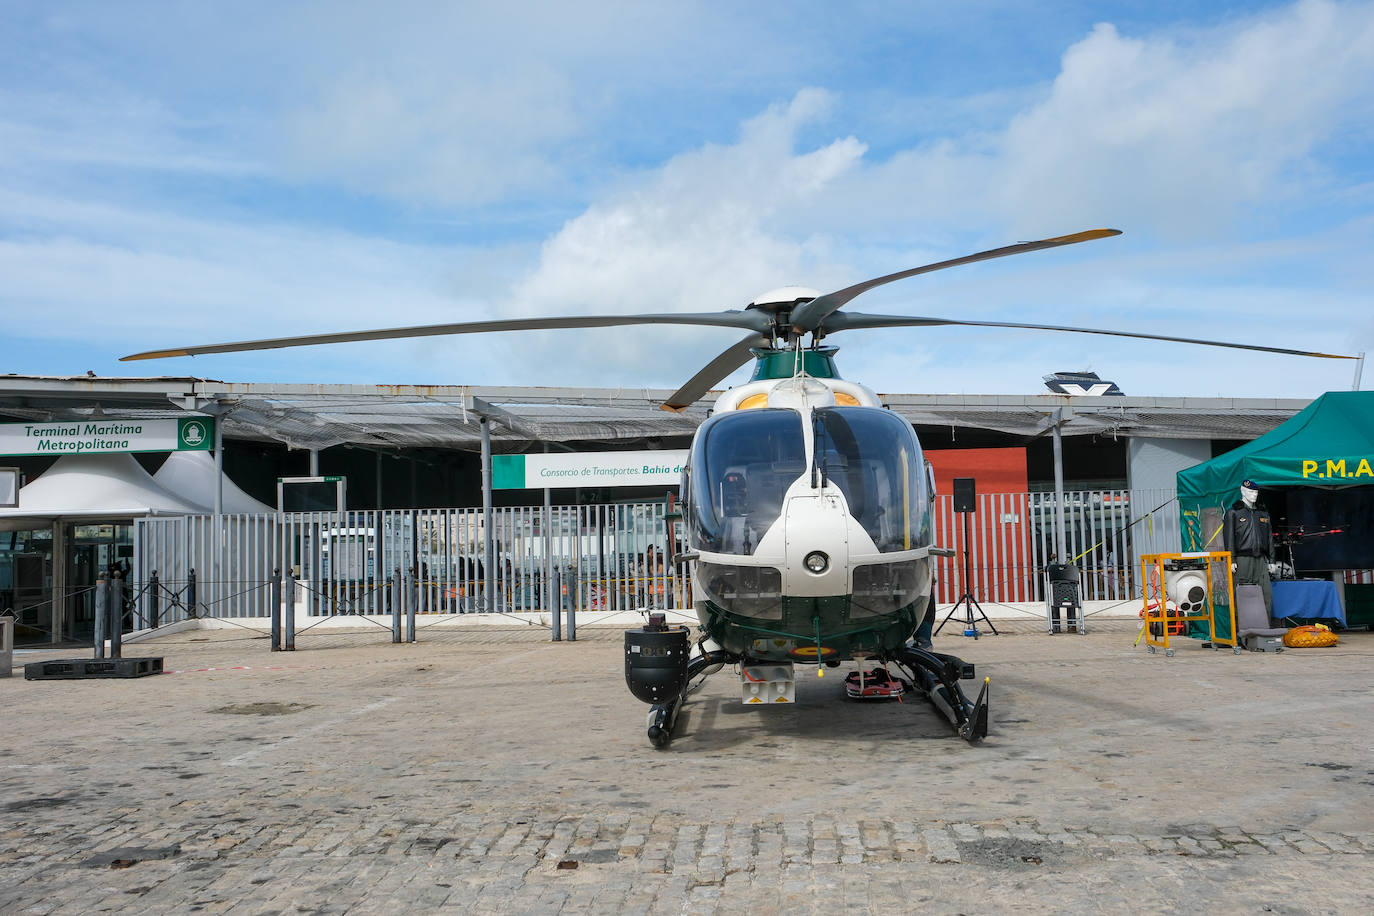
<box><xmin>782</xmin><ymin>494</ymin><xmax>850</xmax><ymax>597</ymax></box>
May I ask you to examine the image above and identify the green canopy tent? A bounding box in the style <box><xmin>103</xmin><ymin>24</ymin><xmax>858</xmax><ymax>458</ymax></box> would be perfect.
<box><xmin>1177</xmin><ymin>390</ymin><xmax>1374</xmax><ymax>633</ymax></box>
<box><xmin>1178</xmin><ymin>390</ymin><xmax>1374</xmax><ymax>550</ymax></box>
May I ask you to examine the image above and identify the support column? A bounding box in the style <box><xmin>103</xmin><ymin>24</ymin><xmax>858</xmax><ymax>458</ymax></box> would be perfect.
<box><xmin>544</xmin><ymin>444</ymin><xmax>558</xmax><ymax>640</ymax></box>
<box><xmin>213</xmin><ymin>417</ymin><xmax>225</xmax><ymax>515</ymax></box>
<box><xmin>51</xmin><ymin>521</ymin><xmax>67</xmax><ymax>645</ymax></box>
<box><xmin>1051</xmin><ymin>413</ymin><xmax>1067</xmax><ymax>564</ymax></box>
<box><xmin>212</xmin><ymin>415</ymin><xmax>223</xmax><ymax>621</ymax></box>
<box><xmin>481</xmin><ymin>418</ymin><xmax>495</xmax><ymax>614</ymax></box>
<box><xmin>309</xmin><ymin>449</ymin><xmax>319</xmax><ymax>476</ymax></box>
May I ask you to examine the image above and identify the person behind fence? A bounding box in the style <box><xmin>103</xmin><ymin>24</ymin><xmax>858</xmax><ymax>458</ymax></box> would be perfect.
<box><xmin>651</xmin><ymin>548</ymin><xmax>666</xmax><ymax>608</ymax></box>
<box><xmin>1224</xmin><ymin>478</ymin><xmax>1275</xmax><ymax>618</ymax></box>
<box><xmin>109</xmin><ymin>560</ymin><xmax>133</xmax><ymax>631</ymax></box>
<box><xmin>640</xmin><ymin>546</ymin><xmax>656</xmax><ymax>607</ymax></box>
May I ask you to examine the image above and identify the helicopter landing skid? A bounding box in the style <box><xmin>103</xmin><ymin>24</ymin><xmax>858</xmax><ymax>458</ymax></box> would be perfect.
<box><xmin>646</xmin><ymin>648</ymin><xmax>738</xmax><ymax>748</ymax></box>
<box><xmin>644</xmin><ymin>644</ymin><xmax>990</xmax><ymax>747</ymax></box>
<box><xmin>890</xmin><ymin>645</ymin><xmax>990</xmax><ymax>742</ymax></box>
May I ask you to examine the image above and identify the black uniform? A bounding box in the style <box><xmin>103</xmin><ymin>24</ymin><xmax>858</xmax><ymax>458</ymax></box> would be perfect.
<box><xmin>1224</xmin><ymin>498</ymin><xmax>1274</xmax><ymax>618</ymax></box>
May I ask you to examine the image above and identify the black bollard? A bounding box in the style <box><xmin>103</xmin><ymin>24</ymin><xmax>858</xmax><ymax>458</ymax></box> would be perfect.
<box><xmin>93</xmin><ymin>571</ymin><xmax>108</xmax><ymax>659</ymax></box>
<box><xmin>567</xmin><ymin>565</ymin><xmax>576</xmax><ymax>642</ymax></box>
<box><xmin>109</xmin><ymin>570</ymin><xmax>123</xmax><ymax>659</ymax></box>
<box><xmin>284</xmin><ymin>574</ymin><xmax>296</xmax><ymax>651</ymax></box>
<box><xmin>270</xmin><ymin>568</ymin><xmax>282</xmax><ymax>651</ymax></box>
<box><xmin>391</xmin><ymin>570</ymin><xmax>402</xmax><ymax>643</ymax></box>
<box><xmin>406</xmin><ymin>567</ymin><xmax>417</xmax><ymax>643</ymax></box>
<box><xmin>148</xmin><ymin>570</ymin><xmax>161</xmax><ymax>629</ymax></box>
<box><xmin>187</xmin><ymin>569</ymin><xmax>198</xmax><ymax>620</ymax></box>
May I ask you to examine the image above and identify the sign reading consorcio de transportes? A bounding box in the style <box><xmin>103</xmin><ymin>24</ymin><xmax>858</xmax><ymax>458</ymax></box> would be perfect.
<box><xmin>0</xmin><ymin>417</ymin><xmax>215</xmax><ymax>457</ymax></box>
<box><xmin>492</xmin><ymin>449</ymin><xmax>689</xmax><ymax>489</ymax></box>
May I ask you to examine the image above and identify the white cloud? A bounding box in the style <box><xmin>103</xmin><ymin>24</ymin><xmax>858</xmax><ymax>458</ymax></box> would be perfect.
<box><xmin>995</xmin><ymin>2</ymin><xmax>1374</xmax><ymax>237</ymax></box>
<box><xmin>0</xmin><ymin>88</ymin><xmax>262</xmax><ymax>178</ymax></box>
<box><xmin>284</xmin><ymin>65</ymin><xmax>579</xmax><ymax>207</ymax></box>
<box><xmin>0</xmin><ymin>187</ymin><xmax>492</xmax><ymax>377</ymax></box>
<box><xmin>3</xmin><ymin>1</ymin><xmax>1372</xmax><ymax>400</ymax></box>
<box><xmin>475</xmin><ymin>90</ymin><xmax>867</xmax><ymax>385</ymax></box>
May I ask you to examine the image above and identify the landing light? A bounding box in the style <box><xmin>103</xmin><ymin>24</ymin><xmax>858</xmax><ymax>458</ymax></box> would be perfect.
<box><xmin>803</xmin><ymin>551</ymin><xmax>829</xmax><ymax>574</ymax></box>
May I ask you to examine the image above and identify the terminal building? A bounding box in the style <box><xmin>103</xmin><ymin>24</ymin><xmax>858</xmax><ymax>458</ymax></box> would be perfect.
<box><xmin>0</xmin><ymin>374</ymin><xmax>1324</xmax><ymax>645</ymax></box>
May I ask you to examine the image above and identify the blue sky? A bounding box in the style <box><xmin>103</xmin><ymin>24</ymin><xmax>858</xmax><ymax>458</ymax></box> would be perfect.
<box><xmin>3</xmin><ymin>0</ymin><xmax>1372</xmax><ymax>399</ymax></box>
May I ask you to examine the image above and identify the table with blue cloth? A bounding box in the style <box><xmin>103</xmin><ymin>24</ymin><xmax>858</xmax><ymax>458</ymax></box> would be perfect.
<box><xmin>1272</xmin><ymin>579</ymin><xmax>1346</xmax><ymax>627</ymax></box>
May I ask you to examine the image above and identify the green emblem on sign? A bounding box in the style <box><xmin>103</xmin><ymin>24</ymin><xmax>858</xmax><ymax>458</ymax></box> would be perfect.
<box><xmin>178</xmin><ymin>417</ymin><xmax>213</xmax><ymax>450</ymax></box>
<box><xmin>492</xmin><ymin>454</ymin><xmax>526</xmax><ymax>490</ymax></box>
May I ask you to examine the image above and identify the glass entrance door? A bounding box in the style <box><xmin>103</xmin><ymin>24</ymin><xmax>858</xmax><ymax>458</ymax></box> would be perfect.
<box><xmin>1</xmin><ymin>529</ymin><xmax>54</xmax><ymax>646</ymax></box>
<box><xmin>66</xmin><ymin>523</ymin><xmax>134</xmax><ymax>644</ymax></box>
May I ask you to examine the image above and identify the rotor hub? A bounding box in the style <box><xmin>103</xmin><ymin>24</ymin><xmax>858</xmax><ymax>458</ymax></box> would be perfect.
<box><xmin>745</xmin><ymin>287</ymin><xmax>821</xmax><ymax>344</ymax></box>
<box><xmin>746</xmin><ymin>286</ymin><xmax>820</xmax><ymax>311</ymax></box>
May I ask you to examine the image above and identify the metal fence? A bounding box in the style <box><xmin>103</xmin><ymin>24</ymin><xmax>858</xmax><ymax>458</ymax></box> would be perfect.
<box><xmin>131</xmin><ymin>489</ymin><xmax>1182</xmax><ymax>625</ymax></box>
<box><xmin>929</xmin><ymin>488</ymin><xmax>1181</xmax><ymax>607</ymax></box>
<box><xmin>133</xmin><ymin>503</ymin><xmax>692</xmax><ymax>623</ymax></box>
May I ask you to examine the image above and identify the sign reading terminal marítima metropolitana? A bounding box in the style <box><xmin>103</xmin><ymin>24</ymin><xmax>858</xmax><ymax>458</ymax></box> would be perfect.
<box><xmin>0</xmin><ymin>417</ymin><xmax>215</xmax><ymax>457</ymax></box>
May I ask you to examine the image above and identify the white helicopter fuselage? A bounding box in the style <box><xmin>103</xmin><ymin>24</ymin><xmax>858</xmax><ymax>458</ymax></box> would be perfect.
<box><xmin>682</xmin><ymin>370</ymin><xmax>936</xmax><ymax>660</ymax></box>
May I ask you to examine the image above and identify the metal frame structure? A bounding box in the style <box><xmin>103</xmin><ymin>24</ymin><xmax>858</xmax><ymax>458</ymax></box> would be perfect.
<box><xmin>1139</xmin><ymin>551</ymin><xmax>1238</xmax><ymax>656</ymax></box>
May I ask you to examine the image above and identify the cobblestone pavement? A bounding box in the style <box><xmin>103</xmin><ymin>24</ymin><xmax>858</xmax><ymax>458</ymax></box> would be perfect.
<box><xmin>3</xmin><ymin>626</ymin><xmax>1371</xmax><ymax>913</ymax></box>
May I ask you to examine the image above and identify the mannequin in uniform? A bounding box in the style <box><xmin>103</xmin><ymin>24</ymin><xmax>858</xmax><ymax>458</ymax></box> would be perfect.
<box><xmin>1224</xmin><ymin>478</ymin><xmax>1275</xmax><ymax>618</ymax></box>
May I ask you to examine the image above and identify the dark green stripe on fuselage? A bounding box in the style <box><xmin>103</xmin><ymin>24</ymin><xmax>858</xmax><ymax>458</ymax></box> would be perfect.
<box><xmin>699</xmin><ymin>594</ymin><xmax>923</xmax><ymax>660</ymax></box>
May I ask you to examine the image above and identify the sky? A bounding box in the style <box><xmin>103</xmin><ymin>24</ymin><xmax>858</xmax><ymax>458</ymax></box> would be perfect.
<box><xmin>3</xmin><ymin>0</ymin><xmax>1373</xmax><ymax>400</ymax></box>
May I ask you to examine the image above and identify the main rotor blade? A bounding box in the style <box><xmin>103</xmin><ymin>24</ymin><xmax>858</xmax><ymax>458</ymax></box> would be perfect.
<box><xmin>789</xmin><ymin>229</ymin><xmax>1121</xmax><ymax>334</ymax></box>
<box><xmin>825</xmin><ymin>312</ymin><xmax>1358</xmax><ymax>360</ymax></box>
<box><xmin>121</xmin><ymin>311</ymin><xmax>771</xmax><ymax>361</ymax></box>
<box><xmin>661</xmin><ymin>334</ymin><xmax>769</xmax><ymax>412</ymax></box>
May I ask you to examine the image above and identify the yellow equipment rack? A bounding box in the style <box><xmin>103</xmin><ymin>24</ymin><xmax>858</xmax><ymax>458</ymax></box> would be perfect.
<box><xmin>1138</xmin><ymin>551</ymin><xmax>1238</xmax><ymax>656</ymax></box>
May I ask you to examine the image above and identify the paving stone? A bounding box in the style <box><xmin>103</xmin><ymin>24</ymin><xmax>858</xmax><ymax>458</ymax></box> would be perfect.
<box><xmin>923</xmin><ymin>828</ymin><xmax>961</xmax><ymax>864</ymax></box>
<box><xmin>3</xmin><ymin>627</ymin><xmax>1372</xmax><ymax>913</ymax></box>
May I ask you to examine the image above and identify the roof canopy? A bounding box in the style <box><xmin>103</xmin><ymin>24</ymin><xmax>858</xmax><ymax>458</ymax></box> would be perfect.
<box><xmin>1177</xmin><ymin>391</ymin><xmax>1374</xmax><ymax>502</ymax></box>
<box><xmin>0</xmin><ymin>376</ymin><xmax>1310</xmax><ymax>453</ymax></box>
<box><xmin>1176</xmin><ymin>391</ymin><xmax>1374</xmax><ymax>550</ymax></box>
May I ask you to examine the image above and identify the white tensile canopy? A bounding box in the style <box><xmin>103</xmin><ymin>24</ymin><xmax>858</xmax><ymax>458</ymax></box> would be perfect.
<box><xmin>0</xmin><ymin>453</ymin><xmax>211</xmax><ymax>531</ymax></box>
<box><xmin>153</xmin><ymin>451</ymin><xmax>273</xmax><ymax>514</ymax></box>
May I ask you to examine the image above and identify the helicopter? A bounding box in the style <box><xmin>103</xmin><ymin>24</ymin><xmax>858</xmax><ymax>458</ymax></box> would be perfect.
<box><xmin>123</xmin><ymin>228</ymin><xmax>1354</xmax><ymax>748</ymax></box>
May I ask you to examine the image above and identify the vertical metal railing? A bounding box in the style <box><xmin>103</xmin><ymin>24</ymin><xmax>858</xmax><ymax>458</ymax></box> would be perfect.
<box><xmin>131</xmin><ymin>488</ymin><xmax>1186</xmax><ymax>622</ymax></box>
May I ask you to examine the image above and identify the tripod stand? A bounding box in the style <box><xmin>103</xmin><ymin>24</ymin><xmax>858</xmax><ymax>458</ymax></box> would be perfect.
<box><xmin>935</xmin><ymin>509</ymin><xmax>998</xmax><ymax>638</ymax></box>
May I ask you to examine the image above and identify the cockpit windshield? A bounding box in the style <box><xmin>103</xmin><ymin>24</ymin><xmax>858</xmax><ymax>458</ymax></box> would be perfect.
<box><xmin>687</xmin><ymin>409</ymin><xmax>806</xmax><ymax>555</ymax></box>
<box><xmin>813</xmin><ymin>406</ymin><xmax>930</xmax><ymax>552</ymax></box>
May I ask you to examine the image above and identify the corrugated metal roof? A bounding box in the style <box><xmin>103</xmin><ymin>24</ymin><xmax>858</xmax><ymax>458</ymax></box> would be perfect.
<box><xmin>0</xmin><ymin>376</ymin><xmax>1312</xmax><ymax>452</ymax></box>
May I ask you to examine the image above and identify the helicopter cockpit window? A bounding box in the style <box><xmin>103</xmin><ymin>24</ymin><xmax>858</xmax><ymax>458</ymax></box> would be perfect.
<box><xmin>813</xmin><ymin>407</ymin><xmax>931</xmax><ymax>552</ymax></box>
<box><xmin>688</xmin><ymin>409</ymin><xmax>806</xmax><ymax>555</ymax></box>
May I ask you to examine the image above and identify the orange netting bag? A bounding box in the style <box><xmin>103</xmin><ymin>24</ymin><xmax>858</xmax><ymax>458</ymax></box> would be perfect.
<box><xmin>1282</xmin><ymin>624</ymin><xmax>1339</xmax><ymax>648</ymax></box>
